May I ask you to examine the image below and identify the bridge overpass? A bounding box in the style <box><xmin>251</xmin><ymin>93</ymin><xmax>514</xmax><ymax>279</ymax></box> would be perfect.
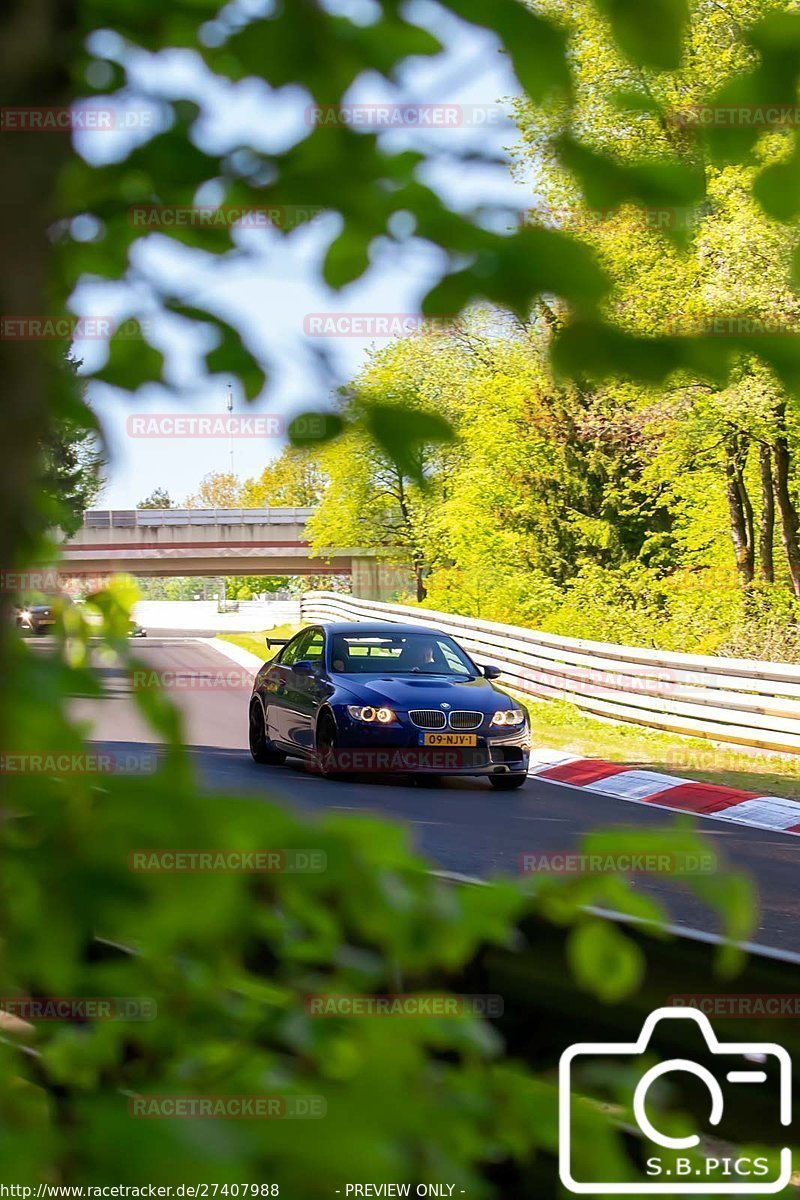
<box><xmin>58</xmin><ymin>508</ymin><xmax>411</xmax><ymax>601</ymax></box>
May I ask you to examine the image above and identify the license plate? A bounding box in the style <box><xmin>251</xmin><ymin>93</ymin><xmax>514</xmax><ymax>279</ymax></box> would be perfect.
<box><xmin>422</xmin><ymin>733</ymin><xmax>477</xmax><ymax>747</ymax></box>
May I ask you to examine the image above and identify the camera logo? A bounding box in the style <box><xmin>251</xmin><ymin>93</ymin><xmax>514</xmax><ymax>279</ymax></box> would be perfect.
<box><xmin>559</xmin><ymin>1006</ymin><xmax>792</xmax><ymax>1194</ymax></box>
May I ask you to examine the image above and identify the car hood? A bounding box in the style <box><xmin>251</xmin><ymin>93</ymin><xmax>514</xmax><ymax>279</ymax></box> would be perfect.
<box><xmin>335</xmin><ymin>673</ymin><xmax>509</xmax><ymax>712</ymax></box>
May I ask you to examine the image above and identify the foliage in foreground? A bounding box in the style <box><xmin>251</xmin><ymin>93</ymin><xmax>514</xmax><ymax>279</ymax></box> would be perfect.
<box><xmin>5</xmin><ymin>0</ymin><xmax>800</xmax><ymax>1188</ymax></box>
<box><xmin>0</xmin><ymin>594</ymin><xmax>757</xmax><ymax>1186</ymax></box>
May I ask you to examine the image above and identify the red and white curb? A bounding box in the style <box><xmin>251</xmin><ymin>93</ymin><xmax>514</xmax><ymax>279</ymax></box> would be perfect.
<box><xmin>527</xmin><ymin>749</ymin><xmax>800</xmax><ymax>836</ymax></box>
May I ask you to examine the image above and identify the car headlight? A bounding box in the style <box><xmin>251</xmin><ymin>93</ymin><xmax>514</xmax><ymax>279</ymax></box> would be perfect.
<box><xmin>490</xmin><ymin>708</ymin><xmax>526</xmax><ymax>727</ymax></box>
<box><xmin>347</xmin><ymin>705</ymin><xmax>397</xmax><ymax>724</ymax></box>
<box><xmin>19</xmin><ymin>610</ymin><xmax>31</xmax><ymax>623</ymax></box>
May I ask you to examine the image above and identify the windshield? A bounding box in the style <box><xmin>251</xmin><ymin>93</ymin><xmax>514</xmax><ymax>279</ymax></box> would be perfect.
<box><xmin>330</xmin><ymin>632</ymin><xmax>476</xmax><ymax>676</ymax></box>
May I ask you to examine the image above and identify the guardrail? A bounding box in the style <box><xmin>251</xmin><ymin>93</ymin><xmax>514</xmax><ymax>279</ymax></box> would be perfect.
<box><xmin>84</xmin><ymin>508</ymin><xmax>316</xmax><ymax>529</ymax></box>
<box><xmin>300</xmin><ymin>591</ymin><xmax>800</xmax><ymax>754</ymax></box>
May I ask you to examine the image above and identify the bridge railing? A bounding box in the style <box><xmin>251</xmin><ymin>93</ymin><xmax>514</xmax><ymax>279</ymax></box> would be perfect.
<box><xmin>84</xmin><ymin>508</ymin><xmax>316</xmax><ymax>528</ymax></box>
<box><xmin>300</xmin><ymin>590</ymin><xmax>800</xmax><ymax>754</ymax></box>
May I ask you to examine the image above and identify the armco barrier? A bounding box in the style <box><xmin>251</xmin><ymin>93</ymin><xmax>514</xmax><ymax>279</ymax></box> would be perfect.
<box><xmin>300</xmin><ymin>592</ymin><xmax>800</xmax><ymax>753</ymax></box>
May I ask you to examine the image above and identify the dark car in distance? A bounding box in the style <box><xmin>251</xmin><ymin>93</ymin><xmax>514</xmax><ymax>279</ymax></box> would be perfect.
<box><xmin>16</xmin><ymin>603</ymin><xmax>57</xmax><ymax>634</ymax></box>
<box><xmin>248</xmin><ymin>622</ymin><xmax>530</xmax><ymax>789</ymax></box>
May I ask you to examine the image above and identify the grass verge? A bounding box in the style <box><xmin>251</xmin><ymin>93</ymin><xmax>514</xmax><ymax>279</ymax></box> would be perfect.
<box><xmin>516</xmin><ymin>695</ymin><xmax>800</xmax><ymax>801</ymax></box>
<box><xmin>217</xmin><ymin>623</ymin><xmax>304</xmax><ymax>662</ymax></box>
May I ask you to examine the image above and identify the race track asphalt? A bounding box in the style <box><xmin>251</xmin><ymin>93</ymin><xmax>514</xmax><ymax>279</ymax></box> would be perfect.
<box><xmin>70</xmin><ymin>634</ymin><xmax>800</xmax><ymax>956</ymax></box>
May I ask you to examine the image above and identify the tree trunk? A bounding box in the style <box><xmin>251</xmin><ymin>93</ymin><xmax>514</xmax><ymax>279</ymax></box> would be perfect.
<box><xmin>723</xmin><ymin>432</ymin><xmax>754</xmax><ymax>587</ymax></box>
<box><xmin>414</xmin><ymin>564</ymin><xmax>426</xmax><ymax>603</ymax></box>
<box><xmin>758</xmin><ymin>442</ymin><xmax>775</xmax><ymax>583</ymax></box>
<box><xmin>0</xmin><ymin>0</ymin><xmax>79</xmax><ymax>737</ymax></box>
<box><xmin>771</xmin><ymin>416</ymin><xmax>800</xmax><ymax>598</ymax></box>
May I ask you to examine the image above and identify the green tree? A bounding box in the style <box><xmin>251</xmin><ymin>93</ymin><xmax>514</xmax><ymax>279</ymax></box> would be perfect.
<box><xmin>308</xmin><ymin>334</ymin><xmax>485</xmax><ymax>600</ymax></box>
<box><xmin>224</xmin><ymin>575</ymin><xmax>289</xmax><ymax>599</ymax></box>
<box><xmin>238</xmin><ymin>447</ymin><xmax>326</xmax><ymax>507</ymax></box>
<box><xmin>184</xmin><ymin>472</ymin><xmax>240</xmax><ymax>508</ymax></box>
<box><xmin>513</xmin><ymin>0</ymin><xmax>800</xmax><ymax>602</ymax></box>
<box><xmin>39</xmin><ymin>356</ymin><xmax>105</xmax><ymax>535</ymax></box>
<box><xmin>137</xmin><ymin>488</ymin><xmax>174</xmax><ymax>509</ymax></box>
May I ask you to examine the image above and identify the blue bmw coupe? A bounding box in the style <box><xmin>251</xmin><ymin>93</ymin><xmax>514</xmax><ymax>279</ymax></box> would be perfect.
<box><xmin>248</xmin><ymin>621</ymin><xmax>530</xmax><ymax>789</ymax></box>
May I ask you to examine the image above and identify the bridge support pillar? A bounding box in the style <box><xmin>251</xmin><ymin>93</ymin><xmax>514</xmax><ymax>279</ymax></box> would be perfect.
<box><xmin>350</xmin><ymin>557</ymin><xmax>414</xmax><ymax>601</ymax></box>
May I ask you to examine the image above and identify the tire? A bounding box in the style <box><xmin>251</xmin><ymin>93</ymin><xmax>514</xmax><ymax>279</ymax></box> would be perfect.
<box><xmin>489</xmin><ymin>774</ymin><xmax>527</xmax><ymax>791</ymax></box>
<box><xmin>315</xmin><ymin>712</ymin><xmax>347</xmax><ymax>780</ymax></box>
<box><xmin>249</xmin><ymin>700</ymin><xmax>286</xmax><ymax>765</ymax></box>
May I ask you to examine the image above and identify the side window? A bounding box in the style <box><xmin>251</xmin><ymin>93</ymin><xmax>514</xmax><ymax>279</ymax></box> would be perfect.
<box><xmin>304</xmin><ymin>631</ymin><xmax>324</xmax><ymax>662</ymax></box>
<box><xmin>279</xmin><ymin>634</ymin><xmax>305</xmax><ymax>666</ymax></box>
<box><xmin>284</xmin><ymin>628</ymin><xmax>323</xmax><ymax>665</ymax></box>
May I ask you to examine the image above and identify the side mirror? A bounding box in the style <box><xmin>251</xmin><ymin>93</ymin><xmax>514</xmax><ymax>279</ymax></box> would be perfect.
<box><xmin>481</xmin><ymin>663</ymin><xmax>502</xmax><ymax>680</ymax></box>
<box><xmin>293</xmin><ymin>659</ymin><xmax>316</xmax><ymax>675</ymax></box>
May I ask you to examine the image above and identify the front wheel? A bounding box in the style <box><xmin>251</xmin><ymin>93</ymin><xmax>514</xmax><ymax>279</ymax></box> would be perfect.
<box><xmin>315</xmin><ymin>712</ymin><xmax>349</xmax><ymax>780</ymax></box>
<box><xmin>489</xmin><ymin>774</ymin><xmax>526</xmax><ymax>791</ymax></box>
<box><xmin>249</xmin><ymin>701</ymin><xmax>286</xmax><ymax>765</ymax></box>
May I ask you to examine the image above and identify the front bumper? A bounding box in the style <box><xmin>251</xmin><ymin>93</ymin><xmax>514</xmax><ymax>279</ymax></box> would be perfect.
<box><xmin>332</xmin><ymin>710</ymin><xmax>530</xmax><ymax>776</ymax></box>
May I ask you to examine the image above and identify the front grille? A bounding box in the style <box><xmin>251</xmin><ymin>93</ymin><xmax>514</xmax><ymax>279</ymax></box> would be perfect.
<box><xmin>449</xmin><ymin>710</ymin><xmax>483</xmax><ymax>730</ymax></box>
<box><xmin>409</xmin><ymin>709</ymin><xmax>447</xmax><ymax>729</ymax></box>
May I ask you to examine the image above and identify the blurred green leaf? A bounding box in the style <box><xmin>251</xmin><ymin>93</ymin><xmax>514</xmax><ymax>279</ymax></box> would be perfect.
<box><xmin>92</xmin><ymin>320</ymin><xmax>164</xmax><ymax>391</ymax></box>
<box><xmin>288</xmin><ymin>411</ymin><xmax>346</xmax><ymax>446</ymax></box>
<box><xmin>557</xmin><ymin>135</ymin><xmax>705</xmax><ymax>245</ymax></box>
<box><xmin>205</xmin><ymin>323</ymin><xmax>266</xmax><ymax>402</ymax></box>
<box><xmin>446</xmin><ymin>0</ymin><xmax>571</xmax><ymax>101</ymax></box>
<box><xmin>324</xmin><ymin>226</ymin><xmax>373</xmax><ymax>290</ymax></box>
<box><xmin>166</xmin><ymin>302</ymin><xmax>267</xmax><ymax>400</ymax></box>
<box><xmin>362</xmin><ymin>400</ymin><xmax>456</xmax><ymax>485</ymax></box>
<box><xmin>423</xmin><ymin>228</ymin><xmax>609</xmax><ymax>321</ymax></box>
<box><xmin>567</xmin><ymin>918</ymin><xmax>645</xmax><ymax>1001</ymax></box>
<box><xmin>593</xmin><ymin>0</ymin><xmax>688</xmax><ymax>70</ymax></box>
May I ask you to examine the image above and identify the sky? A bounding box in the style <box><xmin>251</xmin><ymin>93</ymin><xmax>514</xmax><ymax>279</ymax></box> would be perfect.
<box><xmin>69</xmin><ymin>0</ymin><xmax>533</xmax><ymax>508</ymax></box>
